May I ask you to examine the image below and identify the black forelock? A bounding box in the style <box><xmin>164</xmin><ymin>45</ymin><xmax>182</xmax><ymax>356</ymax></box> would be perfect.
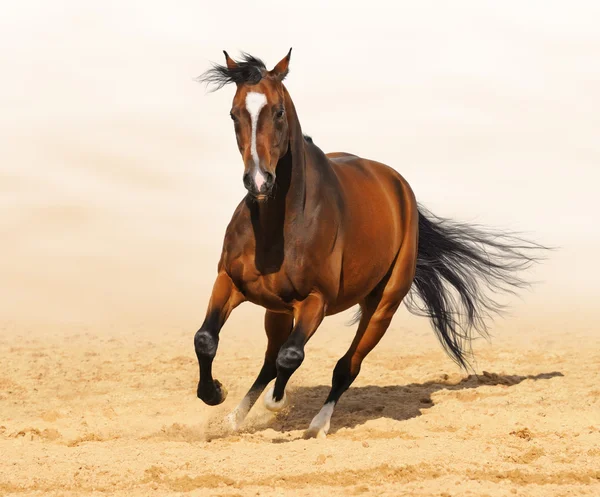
<box><xmin>197</xmin><ymin>52</ymin><xmax>267</xmax><ymax>91</ymax></box>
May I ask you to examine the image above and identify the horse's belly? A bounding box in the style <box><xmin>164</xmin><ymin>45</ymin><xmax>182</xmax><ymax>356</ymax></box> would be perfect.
<box><xmin>335</xmin><ymin>212</ymin><xmax>402</xmax><ymax>307</ymax></box>
<box><xmin>338</xmin><ymin>249</ymin><xmax>397</xmax><ymax>306</ymax></box>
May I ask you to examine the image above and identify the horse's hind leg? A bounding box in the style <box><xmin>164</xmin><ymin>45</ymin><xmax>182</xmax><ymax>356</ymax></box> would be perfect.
<box><xmin>304</xmin><ymin>254</ymin><xmax>415</xmax><ymax>438</ymax></box>
<box><xmin>226</xmin><ymin>311</ymin><xmax>293</xmax><ymax>429</ymax></box>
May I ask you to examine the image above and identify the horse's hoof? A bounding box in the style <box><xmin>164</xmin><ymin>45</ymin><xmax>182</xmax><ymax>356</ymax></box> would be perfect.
<box><xmin>197</xmin><ymin>380</ymin><xmax>228</xmax><ymax>406</ymax></box>
<box><xmin>263</xmin><ymin>385</ymin><xmax>287</xmax><ymax>412</ymax></box>
<box><xmin>304</xmin><ymin>402</ymin><xmax>334</xmax><ymax>439</ymax></box>
<box><xmin>303</xmin><ymin>426</ymin><xmax>328</xmax><ymax>439</ymax></box>
<box><xmin>225</xmin><ymin>411</ymin><xmax>240</xmax><ymax>431</ymax></box>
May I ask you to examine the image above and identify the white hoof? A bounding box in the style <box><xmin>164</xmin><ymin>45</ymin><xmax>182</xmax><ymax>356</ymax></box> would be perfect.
<box><xmin>263</xmin><ymin>385</ymin><xmax>287</xmax><ymax>412</ymax></box>
<box><xmin>225</xmin><ymin>411</ymin><xmax>240</xmax><ymax>431</ymax></box>
<box><xmin>303</xmin><ymin>426</ymin><xmax>328</xmax><ymax>439</ymax></box>
<box><xmin>225</xmin><ymin>396</ymin><xmax>252</xmax><ymax>431</ymax></box>
<box><xmin>304</xmin><ymin>402</ymin><xmax>334</xmax><ymax>439</ymax></box>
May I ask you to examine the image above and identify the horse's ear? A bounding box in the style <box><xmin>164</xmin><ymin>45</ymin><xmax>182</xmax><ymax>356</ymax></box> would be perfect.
<box><xmin>223</xmin><ymin>50</ymin><xmax>238</xmax><ymax>70</ymax></box>
<box><xmin>269</xmin><ymin>48</ymin><xmax>292</xmax><ymax>81</ymax></box>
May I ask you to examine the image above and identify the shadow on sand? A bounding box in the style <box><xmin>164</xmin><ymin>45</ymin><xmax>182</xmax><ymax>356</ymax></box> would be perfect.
<box><xmin>245</xmin><ymin>371</ymin><xmax>563</xmax><ymax>437</ymax></box>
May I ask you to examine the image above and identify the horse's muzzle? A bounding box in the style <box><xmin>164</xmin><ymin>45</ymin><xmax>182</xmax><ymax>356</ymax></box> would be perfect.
<box><xmin>243</xmin><ymin>169</ymin><xmax>275</xmax><ymax>199</ymax></box>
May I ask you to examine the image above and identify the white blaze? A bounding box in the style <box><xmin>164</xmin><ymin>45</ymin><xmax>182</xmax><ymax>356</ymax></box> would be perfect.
<box><xmin>245</xmin><ymin>91</ymin><xmax>267</xmax><ymax>191</ymax></box>
<box><xmin>254</xmin><ymin>169</ymin><xmax>265</xmax><ymax>190</ymax></box>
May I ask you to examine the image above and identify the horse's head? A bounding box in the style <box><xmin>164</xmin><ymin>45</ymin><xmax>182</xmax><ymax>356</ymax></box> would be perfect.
<box><xmin>200</xmin><ymin>50</ymin><xmax>293</xmax><ymax>200</ymax></box>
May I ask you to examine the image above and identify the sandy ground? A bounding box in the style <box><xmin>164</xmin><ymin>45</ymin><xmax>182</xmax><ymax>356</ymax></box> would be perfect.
<box><xmin>1</xmin><ymin>315</ymin><xmax>599</xmax><ymax>497</ymax></box>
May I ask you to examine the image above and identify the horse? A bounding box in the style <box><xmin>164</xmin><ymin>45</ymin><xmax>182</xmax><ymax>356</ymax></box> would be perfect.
<box><xmin>194</xmin><ymin>49</ymin><xmax>542</xmax><ymax>438</ymax></box>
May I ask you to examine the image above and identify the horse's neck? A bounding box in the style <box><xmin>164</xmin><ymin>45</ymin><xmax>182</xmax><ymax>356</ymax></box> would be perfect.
<box><xmin>282</xmin><ymin>88</ymin><xmax>309</xmax><ymax>215</ymax></box>
<box><xmin>253</xmin><ymin>91</ymin><xmax>310</xmax><ymax>236</ymax></box>
<box><xmin>248</xmin><ymin>137</ymin><xmax>308</xmax><ymax>273</ymax></box>
<box><xmin>251</xmin><ymin>138</ymin><xmax>308</xmax><ymax>238</ymax></box>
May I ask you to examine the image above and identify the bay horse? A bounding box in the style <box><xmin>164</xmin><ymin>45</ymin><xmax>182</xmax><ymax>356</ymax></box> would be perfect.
<box><xmin>195</xmin><ymin>50</ymin><xmax>540</xmax><ymax>438</ymax></box>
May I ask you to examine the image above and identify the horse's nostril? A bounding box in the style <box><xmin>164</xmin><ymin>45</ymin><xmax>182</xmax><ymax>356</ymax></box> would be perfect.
<box><xmin>265</xmin><ymin>172</ymin><xmax>274</xmax><ymax>185</ymax></box>
<box><xmin>243</xmin><ymin>173</ymin><xmax>252</xmax><ymax>189</ymax></box>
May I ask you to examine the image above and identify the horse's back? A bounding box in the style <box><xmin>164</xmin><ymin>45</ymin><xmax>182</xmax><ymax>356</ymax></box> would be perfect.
<box><xmin>327</xmin><ymin>152</ymin><xmax>411</xmax><ymax>186</ymax></box>
<box><xmin>326</xmin><ymin>152</ymin><xmax>417</xmax><ymax>218</ymax></box>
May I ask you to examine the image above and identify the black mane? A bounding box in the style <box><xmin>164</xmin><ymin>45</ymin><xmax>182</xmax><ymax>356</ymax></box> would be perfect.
<box><xmin>198</xmin><ymin>52</ymin><xmax>267</xmax><ymax>91</ymax></box>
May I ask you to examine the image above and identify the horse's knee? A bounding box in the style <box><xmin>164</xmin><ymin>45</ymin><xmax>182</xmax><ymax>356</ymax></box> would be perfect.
<box><xmin>194</xmin><ymin>329</ymin><xmax>218</xmax><ymax>360</ymax></box>
<box><xmin>276</xmin><ymin>346</ymin><xmax>304</xmax><ymax>373</ymax></box>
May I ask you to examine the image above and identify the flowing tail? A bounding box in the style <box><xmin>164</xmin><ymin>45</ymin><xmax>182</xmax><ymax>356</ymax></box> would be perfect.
<box><xmin>404</xmin><ymin>205</ymin><xmax>547</xmax><ymax>369</ymax></box>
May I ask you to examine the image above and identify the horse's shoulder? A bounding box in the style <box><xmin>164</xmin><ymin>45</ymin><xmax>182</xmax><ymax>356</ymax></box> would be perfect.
<box><xmin>222</xmin><ymin>198</ymin><xmax>252</xmax><ymax>246</ymax></box>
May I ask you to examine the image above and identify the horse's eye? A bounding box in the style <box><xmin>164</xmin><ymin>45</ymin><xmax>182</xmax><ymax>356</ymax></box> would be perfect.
<box><xmin>230</xmin><ymin>112</ymin><xmax>237</xmax><ymax>121</ymax></box>
<box><xmin>275</xmin><ymin>109</ymin><xmax>285</xmax><ymax>119</ymax></box>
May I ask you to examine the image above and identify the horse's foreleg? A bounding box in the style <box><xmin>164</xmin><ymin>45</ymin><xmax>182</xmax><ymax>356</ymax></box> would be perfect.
<box><xmin>264</xmin><ymin>293</ymin><xmax>326</xmax><ymax>411</ymax></box>
<box><xmin>194</xmin><ymin>272</ymin><xmax>244</xmax><ymax>406</ymax></box>
<box><xmin>226</xmin><ymin>311</ymin><xmax>293</xmax><ymax>429</ymax></box>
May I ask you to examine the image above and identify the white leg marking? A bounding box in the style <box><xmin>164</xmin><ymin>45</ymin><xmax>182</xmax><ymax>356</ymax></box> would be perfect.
<box><xmin>225</xmin><ymin>396</ymin><xmax>251</xmax><ymax>431</ymax></box>
<box><xmin>304</xmin><ymin>402</ymin><xmax>335</xmax><ymax>439</ymax></box>
<box><xmin>245</xmin><ymin>92</ymin><xmax>267</xmax><ymax>190</ymax></box>
<box><xmin>263</xmin><ymin>385</ymin><xmax>287</xmax><ymax>412</ymax></box>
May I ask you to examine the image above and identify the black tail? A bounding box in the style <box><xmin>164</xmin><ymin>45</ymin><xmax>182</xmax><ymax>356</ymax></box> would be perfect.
<box><xmin>404</xmin><ymin>205</ymin><xmax>547</xmax><ymax>369</ymax></box>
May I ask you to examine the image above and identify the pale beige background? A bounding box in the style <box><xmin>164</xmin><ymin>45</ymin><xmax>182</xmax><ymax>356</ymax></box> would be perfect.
<box><xmin>1</xmin><ymin>1</ymin><xmax>598</xmax><ymax>332</ymax></box>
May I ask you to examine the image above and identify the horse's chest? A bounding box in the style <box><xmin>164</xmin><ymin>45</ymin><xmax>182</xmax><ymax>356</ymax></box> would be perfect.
<box><xmin>227</xmin><ymin>256</ymin><xmax>301</xmax><ymax>312</ymax></box>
